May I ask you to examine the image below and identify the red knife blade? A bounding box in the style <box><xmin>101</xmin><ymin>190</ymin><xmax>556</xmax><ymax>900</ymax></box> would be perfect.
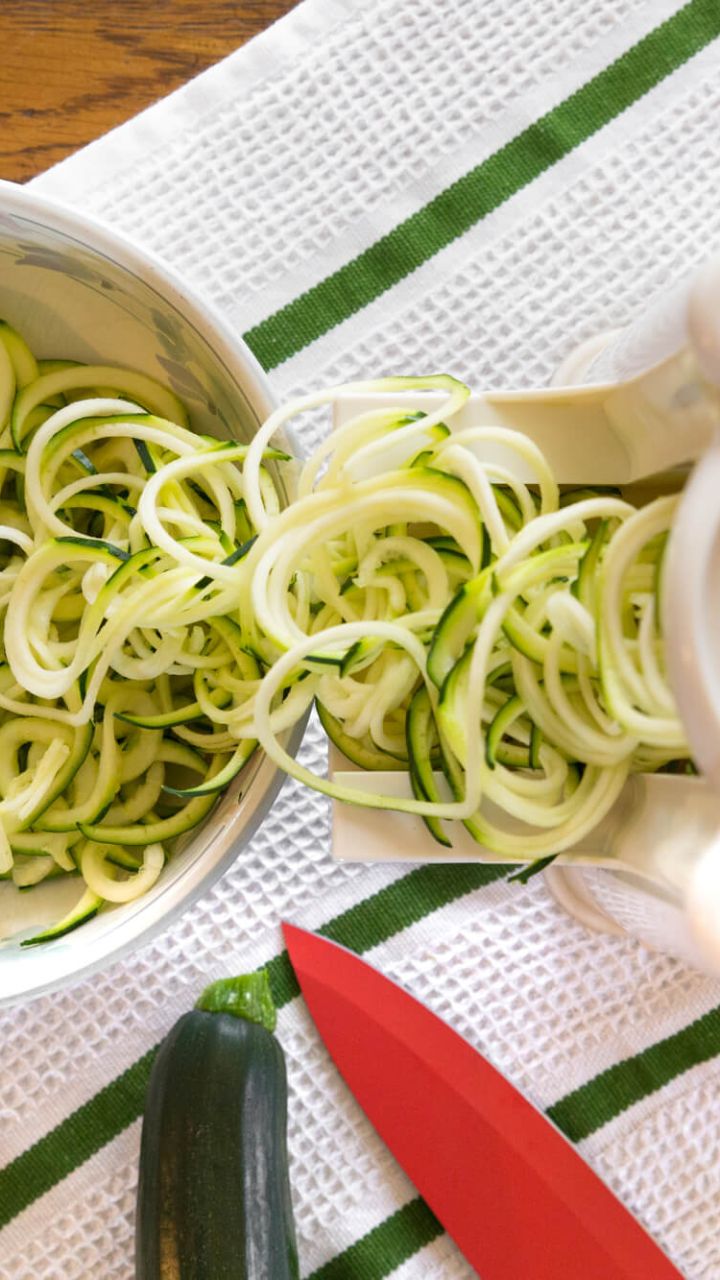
<box><xmin>282</xmin><ymin>922</ymin><xmax>684</xmax><ymax>1280</ymax></box>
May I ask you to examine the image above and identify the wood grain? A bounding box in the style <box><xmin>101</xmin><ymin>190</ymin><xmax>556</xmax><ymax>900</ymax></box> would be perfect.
<box><xmin>0</xmin><ymin>0</ymin><xmax>298</xmax><ymax>183</ymax></box>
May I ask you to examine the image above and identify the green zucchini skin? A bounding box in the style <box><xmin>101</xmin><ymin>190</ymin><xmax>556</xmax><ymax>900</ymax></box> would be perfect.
<box><xmin>136</xmin><ymin>1010</ymin><xmax>299</xmax><ymax>1280</ymax></box>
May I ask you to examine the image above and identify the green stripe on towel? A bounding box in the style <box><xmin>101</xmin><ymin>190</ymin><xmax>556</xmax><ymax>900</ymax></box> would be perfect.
<box><xmin>306</xmin><ymin>1198</ymin><xmax>443</xmax><ymax>1280</ymax></box>
<box><xmin>244</xmin><ymin>0</ymin><xmax>720</xmax><ymax>370</ymax></box>
<box><xmin>548</xmin><ymin>1002</ymin><xmax>720</xmax><ymax>1142</ymax></box>
<box><xmin>0</xmin><ymin>1047</ymin><xmax>160</xmax><ymax>1231</ymax></box>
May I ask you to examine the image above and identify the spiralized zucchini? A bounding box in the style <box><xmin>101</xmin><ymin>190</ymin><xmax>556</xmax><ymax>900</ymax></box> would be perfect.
<box><xmin>0</xmin><ymin>322</ymin><xmax>284</xmax><ymax>945</ymax></box>
<box><xmin>239</xmin><ymin>376</ymin><xmax>689</xmax><ymax>865</ymax></box>
<box><xmin>0</xmin><ymin>320</ymin><xmax>689</xmax><ymax>944</ymax></box>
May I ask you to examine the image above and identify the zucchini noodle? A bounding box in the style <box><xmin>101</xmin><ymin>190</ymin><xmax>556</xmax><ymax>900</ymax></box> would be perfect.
<box><xmin>0</xmin><ymin>317</ymin><xmax>690</xmax><ymax>944</ymax></box>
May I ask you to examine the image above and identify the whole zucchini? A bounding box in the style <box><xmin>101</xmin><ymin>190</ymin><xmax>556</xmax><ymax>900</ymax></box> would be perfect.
<box><xmin>136</xmin><ymin>972</ymin><xmax>299</xmax><ymax>1280</ymax></box>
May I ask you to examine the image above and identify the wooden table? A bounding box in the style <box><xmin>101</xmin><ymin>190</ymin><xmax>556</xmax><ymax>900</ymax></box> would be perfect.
<box><xmin>0</xmin><ymin>0</ymin><xmax>298</xmax><ymax>183</ymax></box>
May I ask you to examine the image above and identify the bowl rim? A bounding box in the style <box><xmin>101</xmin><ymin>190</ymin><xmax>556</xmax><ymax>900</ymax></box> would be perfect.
<box><xmin>0</xmin><ymin>178</ymin><xmax>276</xmax><ymax>429</ymax></box>
<box><xmin>0</xmin><ymin>179</ymin><xmax>301</xmax><ymax>1007</ymax></box>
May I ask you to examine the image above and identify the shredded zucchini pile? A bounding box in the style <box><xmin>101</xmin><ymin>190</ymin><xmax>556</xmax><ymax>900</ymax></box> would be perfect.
<box><xmin>0</xmin><ymin>323</ymin><xmax>285</xmax><ymax>943</ymax></box>
<box><xmin>242</xmin><ymin>374</ymin><xmax>689</xmax><ymax>861</ymax></box>
<box><xmin>0</xmin><ymin>320</ymin><xmax>689</xmax><ymax>944</ymax></box>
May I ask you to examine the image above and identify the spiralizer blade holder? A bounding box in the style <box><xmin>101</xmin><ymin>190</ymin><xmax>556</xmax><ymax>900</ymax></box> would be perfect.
<box><xmin>329</xmin><ymin>254</ymin><xmax>720</xmax><ymax>973</ymax></box>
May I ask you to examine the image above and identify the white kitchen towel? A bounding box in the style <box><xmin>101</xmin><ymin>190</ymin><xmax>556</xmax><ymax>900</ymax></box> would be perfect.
<box><xmin>2</xmin><ymin>0</ymin><xmax>720</xmax><ymax>1275</ymax></box>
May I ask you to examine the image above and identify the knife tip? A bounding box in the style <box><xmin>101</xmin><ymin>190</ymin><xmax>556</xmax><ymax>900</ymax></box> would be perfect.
<box><xmin>281</xmin><ymin>920</ymin><xmax>307</xmax><ymax>949</ymax></box>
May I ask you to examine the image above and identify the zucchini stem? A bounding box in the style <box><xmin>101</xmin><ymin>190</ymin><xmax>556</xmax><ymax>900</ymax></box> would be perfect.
<box><xmin>195</xmin><ymin>971</ymin><xmax>277</xmax><ymax>1032</ymax></box>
